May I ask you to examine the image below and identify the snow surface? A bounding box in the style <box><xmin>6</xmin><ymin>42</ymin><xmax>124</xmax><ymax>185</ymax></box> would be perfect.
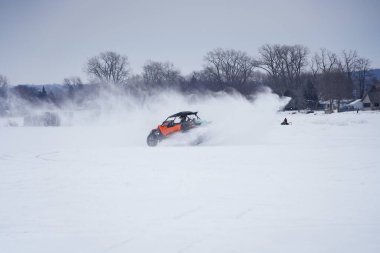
<box><xmin>1</xmin><ymin>91</ymin><xmax>380</xmax><ymax>253</ymax></box>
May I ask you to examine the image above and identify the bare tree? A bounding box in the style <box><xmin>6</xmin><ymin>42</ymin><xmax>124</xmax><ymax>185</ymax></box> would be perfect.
<box><xmin>311</xmin><ymin>48</ymin><xmax>339</xmax><ymax>76</ymax></box>
<box><xmin>0</xmin><ymin>74</ymin><xmax>8</xmax><ymax>88</ymax></box>
<box><xmin>63</xmin><ymin>76</ymin><xmax>83</xmax><ymax>100</ymax></box>
<box><xmin>258</xmin><ymin>44</ymin><xmax>282</xmax><ymax>77</ymax></box>
<box><xmin>0</xmin><ymin>74</ymin><xmax>9</xmax><ymax>115</ymax></box>
<box><xmin>340</xmin><ymin>50</ymin><xmax>358</xmax><ymax>81</ymax></box>
<box><xmin>204</xmin><ymin>48</ymin><xmax>257</xmax><ymax>89</ymax></box>
<box><xmin>0</xmin><ymin>74</ymin><xmax>8</xmax><ymax>98</ymax></box>
<box><xmin>258</xmin><ymin>44</ymin><xmax>309</xmax><ymax>95</ymax></box>
<box><xmin>284</xmin><ymin>45</ymin><xmax>309</xmax><ymax>86</ymax></box>
<box><xmin>63</xmin><ymin>76</ymin><xmax>83</xmax><ymax>87</ymax></box>
<box><xmin>319</xmin><ymin>70</ymin><xmax>352</xmax><ymax>111</ymax></box>
<box><xmin>355</xmin><ymin>57</ymin><xmax>371</xmax><ymax>98</ymax></box>
<box><xmin>142</xmin><ymin>61</ymin><xmax>181</xmax><ymax>87</ymax></box>
<box><xmin>86</xmin><ymin>51</ymin><xmax>130</xmax><ymax>85</ymax></box>
<box><xmin>310</xmin><ymin>48</ymin><xmax>357</xmax><ymax>111</ymax></box>
<box><xmin>310</xmin><ymin>48</ymin><xmax>340</xmax><ymax>104</ymax></box>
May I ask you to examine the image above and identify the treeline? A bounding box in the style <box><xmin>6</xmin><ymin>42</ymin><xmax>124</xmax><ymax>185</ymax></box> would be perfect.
<box><xmin>0</xmin><ymin>44</ymin><xmax>379</xmax><ymax>115</ymax></box>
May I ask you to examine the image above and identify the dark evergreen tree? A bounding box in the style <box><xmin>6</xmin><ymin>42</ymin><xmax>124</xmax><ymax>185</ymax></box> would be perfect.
<box><xmin>38</xmin><ymin>86</ymin><xmax>49</xmax><ymax>102</ymax></box>
<box><xmin>303</xmin><ymin>80</ymin><xmax>319</xmax><ymax>109</ymax></box>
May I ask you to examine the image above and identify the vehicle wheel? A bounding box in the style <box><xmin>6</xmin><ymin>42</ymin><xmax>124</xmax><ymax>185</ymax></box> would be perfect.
<box><xmin>147</xmin><ymin>132</ymin><xmax>159</xmax><ymax>147</ymax></box>
<box><xmin>181</xmin><ymin>122</ymin><xmax>191</xmax><ymax>132</ymax></box>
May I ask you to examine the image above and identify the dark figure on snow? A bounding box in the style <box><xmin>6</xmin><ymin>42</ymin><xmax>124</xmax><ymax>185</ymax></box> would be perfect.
<box><xmin>281</xmin><ymin>118</ymin><xmax>289</xmax><ymax>125</ymax></box>
<box><xmin>180</xmin><ymin>115</ymin><xmax>191</xmax><ymax>131</ymax></box>
<box><xmin>180</xmin><ymin>115</ymin><xmax>187</xmax><ymax>123</ymax></box>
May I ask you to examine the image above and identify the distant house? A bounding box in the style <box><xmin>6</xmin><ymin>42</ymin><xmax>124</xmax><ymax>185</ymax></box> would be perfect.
<box><xmin>348</xmin><ymin>99</ymin><xmax>363</xmax><ymax>110</ymax></box>
<box><xmin>362</xmin><ymin>85</ymin><xmax>380</xmax><ymax>110</ymax></box>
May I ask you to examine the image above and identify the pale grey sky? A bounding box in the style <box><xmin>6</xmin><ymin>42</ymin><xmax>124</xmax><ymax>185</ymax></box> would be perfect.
<box><xmin>0</xmin><ymin>0</ymin><xmax>379</xmax><ymax>84</ymax></box>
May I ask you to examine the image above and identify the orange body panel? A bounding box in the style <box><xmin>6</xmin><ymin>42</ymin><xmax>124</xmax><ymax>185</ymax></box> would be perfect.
<box><xmin>158</xmin><ymin>124</ymin><xmax>182</xmax><ymax>136</ymax></box>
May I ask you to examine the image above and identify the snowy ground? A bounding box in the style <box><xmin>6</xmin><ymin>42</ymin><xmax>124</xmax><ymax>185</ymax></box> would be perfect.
<box><xmin>1</xmin><ymin>97</ymin><xmax>380</xmax><ymax>252</ymax></box>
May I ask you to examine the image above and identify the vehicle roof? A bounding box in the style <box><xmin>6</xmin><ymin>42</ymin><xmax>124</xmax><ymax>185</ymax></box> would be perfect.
<box><xmin>168</xmin><ymin>111</ymin><xmax>198</xmax><ymax>118</ymax></box>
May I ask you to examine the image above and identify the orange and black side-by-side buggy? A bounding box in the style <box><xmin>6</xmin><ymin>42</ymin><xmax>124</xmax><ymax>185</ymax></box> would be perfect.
<box><xmin>147</xmin><ymin>111</ymin><xmax>206</xmax><ymax>146</ymax></box>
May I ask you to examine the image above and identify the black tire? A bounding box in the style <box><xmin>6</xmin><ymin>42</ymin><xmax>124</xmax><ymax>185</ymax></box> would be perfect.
<box><xmin>181</xmin><ymin>121</ymin><xmax>192</xmax><ymax>132</ymax></box>
<box><xmin>147</xmin><ymin>132</ymin><xmax>159</xmax><ymax>147</ymax></box>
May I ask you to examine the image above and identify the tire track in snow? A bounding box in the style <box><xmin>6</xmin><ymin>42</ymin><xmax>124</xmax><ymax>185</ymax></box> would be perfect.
<box><xmin>235</xmin><ymin>208</ymin><xmax>252</xmax><ymax>219</ymax></box>
<box><xmin>35</xmin><ymin>151</ymin><xmax>60</xmax><ymax>161</ymax></box>
<box><xmin>172</xmin><ymin>206</ymin><xmax>202</xmax><ymax>220</ymax></box>
<box><xmin>0</xmin><ymin>154</ymin><xmax>14</xmax><ymax>161</ymax></box>
<box><xmin>102</xmin><ymin>237</ymin><xmax>134</xmax><ymax>253</ymax></box>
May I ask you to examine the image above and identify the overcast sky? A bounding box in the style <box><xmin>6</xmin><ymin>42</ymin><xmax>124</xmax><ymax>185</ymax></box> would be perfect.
<box><xmin>0</xmin><ymin>0</ymin><xmax>379</xmax><ymax>84</ymax></box>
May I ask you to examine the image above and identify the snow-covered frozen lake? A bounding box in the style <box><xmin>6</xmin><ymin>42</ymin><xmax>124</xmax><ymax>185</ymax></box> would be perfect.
<box><xmin>1</xmin><ymin>107</ymin><xmax>379</xmax><ymax>252</ymax></box>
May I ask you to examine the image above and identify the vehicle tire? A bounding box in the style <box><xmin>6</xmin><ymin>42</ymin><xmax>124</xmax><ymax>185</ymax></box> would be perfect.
<box><xmin>181</xmin><ymin>122</ymin><xmax>191</xmax><ymax>132</ymax></box>
<box><xmin>147</xmin><ymin>132</ymin><xmax>159</xmax><ymax>147</ymax></box>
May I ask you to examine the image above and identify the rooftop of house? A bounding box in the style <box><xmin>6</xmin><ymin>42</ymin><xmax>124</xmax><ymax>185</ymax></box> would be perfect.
<box><xmin>367</xmin><ymin>85</ymin><xmax>380</xmax><ymax>103</ymax></box>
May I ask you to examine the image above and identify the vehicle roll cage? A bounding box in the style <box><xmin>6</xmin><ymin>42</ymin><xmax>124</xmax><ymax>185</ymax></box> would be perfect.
<box><xmin>161</xmin><ymin>111</ymin><xmax>200</xmax><ymax>126</ymax></box>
